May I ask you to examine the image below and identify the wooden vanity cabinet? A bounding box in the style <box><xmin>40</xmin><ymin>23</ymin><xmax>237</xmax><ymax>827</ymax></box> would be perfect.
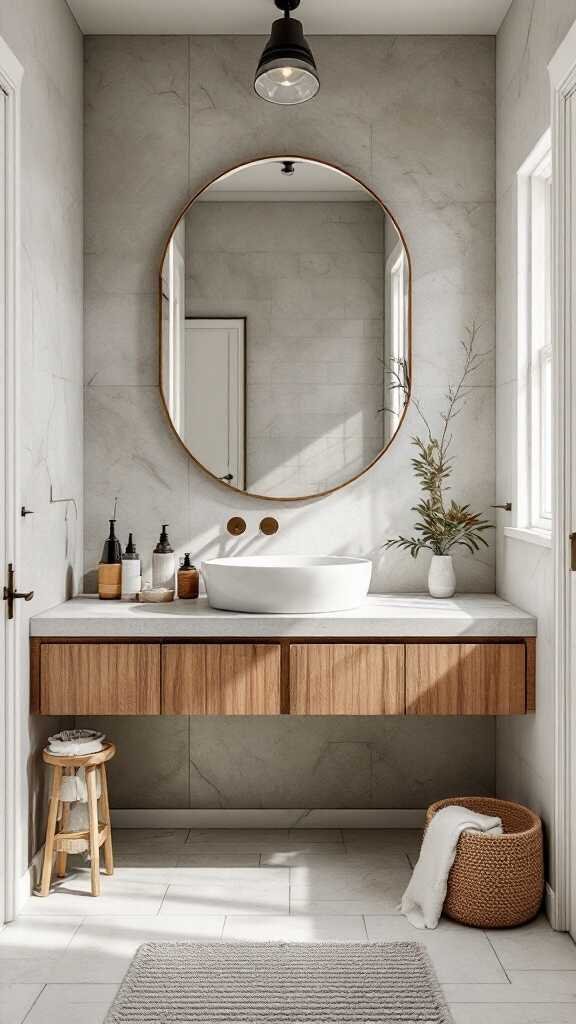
<box><xmin>38</xmin><ymin>643</ymin><xmax>161</xmax><ymax>715</ymax></box>
<box><xmin>290</xmin><ymin>643</ymin><xmax>404</xmax><ymax>715</ymax></box>
<box><xmin>163</xmin><ymin>644</ymin><xmax>281</xmax><ymax>715</ymax></box>
<box><xmin>405</xmin><ymin>642</ymin><xmax>528</xmax><ymax>715</ymax></box>
<box><xmin>31</xmin><ymin>636</ymin><xmax>535</xmax><ymax>717</ymax></box>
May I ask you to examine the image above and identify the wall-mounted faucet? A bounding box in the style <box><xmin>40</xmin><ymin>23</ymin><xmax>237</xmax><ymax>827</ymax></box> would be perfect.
<box><xmin>226</xmin><ymin>516</ymin><xmax>280</xmax><ymax>536</ymax></box>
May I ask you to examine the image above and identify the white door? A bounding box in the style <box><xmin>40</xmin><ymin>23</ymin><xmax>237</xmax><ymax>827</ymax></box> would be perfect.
<box><xmin>549</xmin><ymin>17</ymin><xmax>576</xmax><ymax>938</ymax></box>
<box><xmin>0</xmin><ymin>84</ymin><xmax>6</xmax><ymax>929</ymax></box>
<box><xmin>0</xmin><ymin>35</ymin><xmax>23</xmax><ymax>926</ymax></box>
<box><xmin>182</xmin><ymin>319</ymin><xmax>245</xmax><ymax>489</ymax></box>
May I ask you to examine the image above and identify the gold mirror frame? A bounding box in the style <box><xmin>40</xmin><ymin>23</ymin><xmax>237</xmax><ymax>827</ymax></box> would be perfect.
<box><xmin>158</xmin><ymin>155</ymin><xmax>412</xmax><ymax>502</ymax></box>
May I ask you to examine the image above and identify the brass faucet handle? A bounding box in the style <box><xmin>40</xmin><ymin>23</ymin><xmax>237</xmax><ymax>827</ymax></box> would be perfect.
<box><xmin>227</xmin><ymin>516</ymin><xmax>247</xmax><ymax>536</ymax></box>
<box><xmin>260</xmin><ymin>517</ymin><xmax>279</xmax><ymax>535</ymax></box>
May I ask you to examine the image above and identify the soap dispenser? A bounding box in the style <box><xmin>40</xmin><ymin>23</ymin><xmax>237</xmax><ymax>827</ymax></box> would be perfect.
<box><xmin>152</xmin><ymin>524</ymin><xmax>176</xmax><ymax>589</ymax></box>
<box><xmin>98</xmin><ymin>520</ymin><xmax>122</xmax><ymax>600</ymax></box>
<box><xmin>121</xmin><ymin>533</ymin><xmax>142</xmax><ymax>601</ymax></box>
<box><xmin>177</xmin><ymin>553</ymin><xmax>199</xmax><ymax>600</ymax></box>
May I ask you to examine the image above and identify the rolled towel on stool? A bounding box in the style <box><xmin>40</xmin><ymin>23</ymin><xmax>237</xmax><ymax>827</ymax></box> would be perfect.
<box><xmin>47</xmin><ymin>729</ymin><xmax>105</xmax><ymax>756</ymax></box>
<box><xmin>401</xmin><ymin>804</ymin><xmax>503</xmax><ymax>929</ymax></box>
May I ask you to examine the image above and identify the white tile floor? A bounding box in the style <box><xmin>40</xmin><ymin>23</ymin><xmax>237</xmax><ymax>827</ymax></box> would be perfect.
<box><xmin>1</xmin><ymin>828</ymin><xmax>575</xmax><ymax>1023</ymax></box>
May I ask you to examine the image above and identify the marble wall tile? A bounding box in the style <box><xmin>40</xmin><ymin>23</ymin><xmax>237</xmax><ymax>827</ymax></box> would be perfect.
<box><xmin>84</xmin><ymin>385</ymin><xmax>192</xmax><ymax>585</ymax></box>
<box><xmin>85</xmin><ymin>35</ymin><xmax>189</xmax><ymax>385</ymax></box>
<box><xmin>85</xmin><ymin>34</ymin><xmax>497</xmax><ymax>809</ymax></box>
<box><xmin>187</xmin><ymin>717</ymin><xmax>494</xmax><ymax>809</ymax></box>
<box><xmin>84</xmin><ymin>294</ymin><xmax>158</xmax><ymax>387</ymax></box>
<box><xmin>496</xmin><ymin>0</ymin><xmax>576</xmax><ymax>201</ymax></box>
<box><xmin>76</xmin><ymin>717</ymin><xmax>190</xmax><ymax>809</ymax></box>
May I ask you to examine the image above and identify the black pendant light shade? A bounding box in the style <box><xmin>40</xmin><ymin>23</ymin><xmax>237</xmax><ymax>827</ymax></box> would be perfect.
<box><xmin>255</xmin><ymin>0</ymin><xmax>319</xmax><ymax>105</ymax></box>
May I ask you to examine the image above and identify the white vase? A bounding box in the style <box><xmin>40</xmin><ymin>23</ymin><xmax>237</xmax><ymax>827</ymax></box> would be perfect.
<box><xmin>428</xmin><ymin>555</ymin><xmax>456</xmax><ymax>598</ymax></box>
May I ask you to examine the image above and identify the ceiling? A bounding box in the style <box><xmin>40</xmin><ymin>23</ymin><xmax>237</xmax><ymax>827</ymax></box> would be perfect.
<box><xmin>66</xmin><ymin>1</ymin><xmax>512</xmax><ymax>36</ymax></box>
<box><xmin>199</xmin><ymin>158</ymin><xmax>370</xmax><ymax>202</ymax></box>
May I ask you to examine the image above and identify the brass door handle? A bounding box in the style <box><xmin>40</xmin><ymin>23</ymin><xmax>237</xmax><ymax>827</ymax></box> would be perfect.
<box><xmin>3</xmin><ymin>563</ymin><xmax>34</xmax><ymax>619</ymax></box>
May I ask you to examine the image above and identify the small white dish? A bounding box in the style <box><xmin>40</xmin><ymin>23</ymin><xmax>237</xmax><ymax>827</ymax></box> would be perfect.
<box><xmin>138</xmin><ymin>587</ymin><xmax>175</xmax><ymax>603</ymax></box>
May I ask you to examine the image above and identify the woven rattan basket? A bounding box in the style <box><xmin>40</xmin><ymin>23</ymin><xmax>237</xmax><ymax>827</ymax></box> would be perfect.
<box><xmin>426</xmin><ymin>796</ymin><xmax>544</xmax><ymax>928</ymax></box>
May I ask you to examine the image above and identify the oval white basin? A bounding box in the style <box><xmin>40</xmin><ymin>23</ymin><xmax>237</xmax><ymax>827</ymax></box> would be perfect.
<box><xmin>202</xmin><ymin>555</ymin><xmax>372</xmax><ymax>614</ymax></box>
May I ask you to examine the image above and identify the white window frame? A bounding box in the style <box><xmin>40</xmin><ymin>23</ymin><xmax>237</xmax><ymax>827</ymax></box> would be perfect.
<box><xmin>507</xmin><ymin>129</ymin><xmax>553</xmax><ymax>547</ymax></box>
<box><xmin>384</xmin><ymin>243</ymin><xmax>408</xmax><ymax>436</ymax></box>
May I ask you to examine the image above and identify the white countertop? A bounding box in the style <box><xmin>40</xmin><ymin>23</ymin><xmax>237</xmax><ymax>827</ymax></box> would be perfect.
<box><xmin>30</xmin><ymin>594</ymin><xmax>537</xmax><ymax>639</ymax></box>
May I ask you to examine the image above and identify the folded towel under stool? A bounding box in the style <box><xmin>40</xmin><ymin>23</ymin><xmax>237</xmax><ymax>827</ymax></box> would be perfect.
<box><xmin>401</xmin><ymin>804</ymin><xmax>503</xmax><ymax>929</ymax></box>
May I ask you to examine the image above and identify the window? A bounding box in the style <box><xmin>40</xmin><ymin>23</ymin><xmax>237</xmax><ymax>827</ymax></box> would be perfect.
<box><xmin>513</xmin><ymin>130</ymin><xmax>553</xmax><ymax>542</ymax></box>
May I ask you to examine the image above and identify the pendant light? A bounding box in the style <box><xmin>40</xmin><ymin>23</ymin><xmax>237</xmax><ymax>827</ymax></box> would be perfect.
<box><xmin>254</xmin><ymin>0</ymin><xmax>319</xmax><ymax>106</ymax></box>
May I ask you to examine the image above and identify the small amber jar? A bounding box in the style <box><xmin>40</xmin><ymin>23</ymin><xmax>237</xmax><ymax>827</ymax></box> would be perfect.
<box><xmin>177</xmin><ymin>553</ymin><xmax>199</xmax><ymax>599</ymax></box>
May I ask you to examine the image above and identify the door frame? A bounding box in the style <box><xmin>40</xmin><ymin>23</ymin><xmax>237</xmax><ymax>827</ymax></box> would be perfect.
<box><xmin>549</xmin><ymin>19</ymin><xmax>576</xmax><ymax>936</ymax></box>
<box><xmin>0</xmin><ymin>34</ymin><xmax>22</xmax><ymax>926</ymax></box>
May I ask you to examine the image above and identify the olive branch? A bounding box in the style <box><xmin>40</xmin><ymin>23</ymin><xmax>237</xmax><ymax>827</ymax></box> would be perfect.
<box><xmin>384</xmin><ymin>323</ymin><xmax>494</xmax><ymax>558</ymax></box>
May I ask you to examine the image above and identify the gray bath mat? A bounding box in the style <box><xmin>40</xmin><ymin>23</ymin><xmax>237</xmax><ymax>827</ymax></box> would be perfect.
<box><xmin>105</xmin><ymin>941</ymin><xmax>453</xmax><ymax>1023</ymax></box>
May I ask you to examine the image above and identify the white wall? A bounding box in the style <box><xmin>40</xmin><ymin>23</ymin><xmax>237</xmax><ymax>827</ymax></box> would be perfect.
<box><xmin>0</xmin><ymin>0</ymin><xmax>83</xmax><ymax>881</ymax></box>
<box><xmin>495</xmin><ymin>0</ymin><xmax>576</xmax><ymax>895</ymax></box>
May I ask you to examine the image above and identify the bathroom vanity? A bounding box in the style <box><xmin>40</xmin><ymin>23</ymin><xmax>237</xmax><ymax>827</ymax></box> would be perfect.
<box><xmin>30</xmin><ymin>594</ymin><xmax>536</xmax><ymax>718</ymax></box>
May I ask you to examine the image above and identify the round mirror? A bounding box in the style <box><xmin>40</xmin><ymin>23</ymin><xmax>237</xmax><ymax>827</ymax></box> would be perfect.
<box><xmin>160</xmin><ymin>157</ymin><xmax>411</xmax><ymax>500</ymax></box>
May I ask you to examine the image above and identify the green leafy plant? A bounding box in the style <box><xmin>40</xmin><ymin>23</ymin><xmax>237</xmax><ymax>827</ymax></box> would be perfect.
<box><xmin>384</xmin><ymin>323</ymin><xmax>494</xmax><ymax>558</ymax></box>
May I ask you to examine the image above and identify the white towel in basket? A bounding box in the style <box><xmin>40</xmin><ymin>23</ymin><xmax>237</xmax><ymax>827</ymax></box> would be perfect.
<box><xmin>401</xmin><ymin>804</ymin><xmax>503</xmax><ymax>929</ymax></box>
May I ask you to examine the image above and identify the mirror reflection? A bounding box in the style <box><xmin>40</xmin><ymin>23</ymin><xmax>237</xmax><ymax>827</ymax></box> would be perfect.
<box><xmin>160</xmin><ymin>157</ymin><xmax>410</xmax><ymax>499</ymax></box>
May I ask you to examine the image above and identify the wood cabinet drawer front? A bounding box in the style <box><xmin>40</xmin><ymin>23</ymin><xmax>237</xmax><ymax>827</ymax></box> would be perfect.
<box><xmin>163</xmin><ymin>644</ymin><xmax>281</xmax><ymax>715</ymax></box>
<box><xmin>40</xmin><ymin>644</ymin><xmax>161</xmax><ymax>715</ymax></box>
<box><xmin>289</xmin><ymin>643</ymin><xmax>405</xmax><ymax>715</ymax></box>
<box><xmin>405</xmin><ymin>643</ymin><xmax>526</xmax><ymax>715</ymax></box>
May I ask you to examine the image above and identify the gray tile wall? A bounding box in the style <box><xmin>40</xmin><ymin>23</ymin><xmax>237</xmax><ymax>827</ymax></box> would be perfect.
<box><xmin>78</xmin><ymin>715</ymin><xmax>495</xmax><ymax>810</ymax></box>
<box><xmin>84</xmin><ymin>34</ymin><xmax>497</xmax><ymax>809</ymax></box>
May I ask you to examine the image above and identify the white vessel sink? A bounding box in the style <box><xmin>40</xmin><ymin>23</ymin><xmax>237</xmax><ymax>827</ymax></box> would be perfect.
<box><xmin>202</xmin><ymin>556</ymin><xmax>372</xmax><ymax>614</ymax></box>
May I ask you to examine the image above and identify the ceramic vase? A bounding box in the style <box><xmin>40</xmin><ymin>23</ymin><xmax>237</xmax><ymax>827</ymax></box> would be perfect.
<box><xmin>428</xmin><ymin>554</ymin><xmax>456</xmax><ymax>598</ymax></box>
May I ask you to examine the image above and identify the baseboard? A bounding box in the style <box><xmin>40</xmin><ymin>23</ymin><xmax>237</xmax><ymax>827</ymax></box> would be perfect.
<box><xmin>545</xmin><ymin>882</ymin><xmax>557</xmax><ymax>927</ymax></box>
<box><xmin>110</xmin><ymin>808</ymin><xmax>426</xmax><ymax>829</ymax></box>
<box><xmin>16</xmin><ymin>846</ymin><xmax>44</xmax><ymax>910</ymax></box>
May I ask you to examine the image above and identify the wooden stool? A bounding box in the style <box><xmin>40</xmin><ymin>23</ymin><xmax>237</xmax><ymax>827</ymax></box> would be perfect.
<box><xmin>39</xmin><ymin>742</ymin><xmax>116</xmax><ymax>897</ymax></box>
